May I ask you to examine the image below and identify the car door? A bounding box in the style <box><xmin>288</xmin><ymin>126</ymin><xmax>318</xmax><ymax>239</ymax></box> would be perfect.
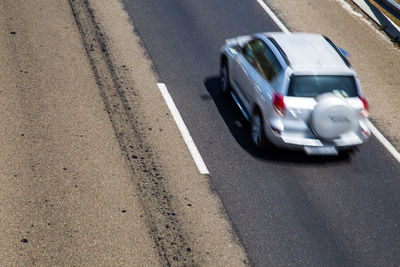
<box><xmin>231</xmin><ymin>41</ymin><xmax>264</xmax><ymax>111</ymax></box>
<box><xmin>237</xmin><ymin>39</ymin><xmax>284</xmax><ymax>110</ymax></box>
<box><xmin>249</xmin><ymin>39</ymin><xmax>285</xmax><ymax>117</ymax></box>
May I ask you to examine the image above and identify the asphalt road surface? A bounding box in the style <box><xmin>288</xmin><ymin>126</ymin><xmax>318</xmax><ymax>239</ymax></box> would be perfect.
<box><xmin>121</xmin><ymin>0</ymin><xmax>400</xmax><ymax>265</ymax></box>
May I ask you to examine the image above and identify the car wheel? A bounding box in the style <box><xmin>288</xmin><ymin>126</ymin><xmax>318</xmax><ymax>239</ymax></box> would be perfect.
<box><xmin>251</xmin><ymin>112</ymin><xmax>269</xmax><ymax>150</ymax></box>
<box><xmin>220</xmin><ymin>60</ymin><xmax>231</xmax><ymax>97</ymax></box>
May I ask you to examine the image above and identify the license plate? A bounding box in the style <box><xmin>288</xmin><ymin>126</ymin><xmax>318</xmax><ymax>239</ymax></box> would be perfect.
<box><xmin>304</xmin><ymin>146</ymin><xmax>338</xmax><ymax>155</ymax></box>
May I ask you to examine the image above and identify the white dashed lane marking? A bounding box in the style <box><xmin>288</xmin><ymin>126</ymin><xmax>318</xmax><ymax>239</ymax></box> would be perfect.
<box><xmin>157</xmin><ymin>83</ymin><xmax>209</xmax><ymax>174</ymax></box>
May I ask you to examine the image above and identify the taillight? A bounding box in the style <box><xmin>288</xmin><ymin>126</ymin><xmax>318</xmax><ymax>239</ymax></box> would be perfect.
<box><xmin>361</xmin><ymin>127</ymin><xmax>370</xmax><ymax>138</ymax></box>
<box><xmin>273</xmin><ymin>92</ymin><xmax>285</xmax><ymax>117</ymax></box>
<box><xmin>359</xmin><ymin>96</ymin><xmax>369</xmax><ymax>118</ymax></box>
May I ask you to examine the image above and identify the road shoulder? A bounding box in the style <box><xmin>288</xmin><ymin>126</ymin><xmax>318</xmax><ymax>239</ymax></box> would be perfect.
<box><xmin>0</xmin><ymin>0</ymin><xmax>158</xmax><ymax>265</ymax></box>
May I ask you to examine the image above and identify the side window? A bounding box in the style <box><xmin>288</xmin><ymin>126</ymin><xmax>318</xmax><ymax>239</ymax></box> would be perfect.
<box><xmin>248</xmin><ymin>39</ymin><xmax>282</xmax><ymax>81</ymax></box>
<box><xmin>241</xmin><ymin>42</ymin><xmax>265</xmax><ymax>76</ymax></box>
<box><xmin>242</xmin><ymin>44</ymin><xmax>256</xmax><ymax>66</ymax></box>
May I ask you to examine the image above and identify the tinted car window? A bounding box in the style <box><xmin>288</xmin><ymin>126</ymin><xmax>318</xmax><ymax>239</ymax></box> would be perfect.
<box><xmin>249</xmin><ymin>39</ymin><xmax>282</xmax><ymax>81</ymax></box>
<box><xmin>243</xmin><ymin>44</ymin><xmax>256</xmax><ymax>65</ymax></box>
<box><xmin>287</xmin><ymin>75</ymin><xmax>358</xmax><ymax>98</ymax></box>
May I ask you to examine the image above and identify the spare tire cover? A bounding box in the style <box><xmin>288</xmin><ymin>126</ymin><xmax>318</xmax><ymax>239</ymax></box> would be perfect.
<box><xmin>311</xmin><ymin>93</ymin><xmax>357</xmax><ymax>140</ymax></box>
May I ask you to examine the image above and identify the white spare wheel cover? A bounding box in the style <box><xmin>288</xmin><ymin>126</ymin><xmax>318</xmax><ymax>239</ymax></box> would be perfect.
<box><xmin>311</xmin><ymin>93</ymin><xmax>357</xmax><ymax>140</ymax></box>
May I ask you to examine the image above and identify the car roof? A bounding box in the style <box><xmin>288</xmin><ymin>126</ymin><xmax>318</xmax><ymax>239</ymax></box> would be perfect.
<box><xmin>262</xmin><ymin>33</ymin><xmax>353</xmax><ymax>74</ymax></box>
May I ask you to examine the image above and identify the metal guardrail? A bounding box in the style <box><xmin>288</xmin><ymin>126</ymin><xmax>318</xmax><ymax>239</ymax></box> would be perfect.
<box><xmin>354</xmin><ymin>0</ymin><xmax>400</xmax><ymax>40</ymax></box>
<box><xmin>380</xmin><ymin>0</ymin><xmax>400</xmax><ymax>15</ymax></box>
<box><xmin>376</xmin><ymin>0</ymin><xmax>400</xmax><ymax>40</ymax></box>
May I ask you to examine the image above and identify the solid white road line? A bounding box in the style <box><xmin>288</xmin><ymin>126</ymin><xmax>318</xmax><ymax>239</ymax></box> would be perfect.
<box><xmin>256</xmin><ymin>0</ymin><xmax>290</xmax><ymax>33</ymax></box>
<box><xmin>157</xmin><ymin>83</ymin><xmax>210</xmax><ymax>174</ymax></box>
<box><xmin>258</xmin><ymin>0</ymin><xmax>400</xmax><ymax>164</ymax></box>
<box><xmin>367</xmin><ymin>120</ymin><xmax>400</xmax><ymax>163</ymax></box>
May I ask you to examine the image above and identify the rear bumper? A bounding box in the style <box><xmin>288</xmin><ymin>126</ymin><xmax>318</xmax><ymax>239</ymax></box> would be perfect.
<box><xmin>265</xmin><ymin>127</ymin><xmax>370</xmax><ymax>152</ymax></box>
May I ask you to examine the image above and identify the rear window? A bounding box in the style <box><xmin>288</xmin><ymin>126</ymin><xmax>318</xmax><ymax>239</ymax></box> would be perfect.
<box><xmin>287</xmin><ymin>75</ymin><xmax>357</xmax><ymax>98</ymax></box>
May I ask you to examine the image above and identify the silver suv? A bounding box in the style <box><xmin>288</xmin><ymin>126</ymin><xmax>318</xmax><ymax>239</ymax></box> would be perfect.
<box><xmin>220</xmin><ymin>32</ymin><xmax>370</xmax><ymax>155</ymax></box>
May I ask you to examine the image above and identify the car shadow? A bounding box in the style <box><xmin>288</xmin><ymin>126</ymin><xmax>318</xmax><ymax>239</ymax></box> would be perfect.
<box><xmin>204</xmin><ymin>75</ymin><xmax>353</xmax><ymax>164</ymax></box>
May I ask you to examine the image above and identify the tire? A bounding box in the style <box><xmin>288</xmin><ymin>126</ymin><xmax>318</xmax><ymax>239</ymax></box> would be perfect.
<box><xmin>251</xmin><ymin>111</ymin><xmax>270</xmax><ymax>151</ymax></box>
<box><xmin>220</xmin><ymin>59</ymin><xmax>231</xmax><ymax>97</ymax></box>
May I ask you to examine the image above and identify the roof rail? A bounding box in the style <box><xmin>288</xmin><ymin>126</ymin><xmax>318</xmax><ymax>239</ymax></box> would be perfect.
<box><xmin>323</xmin><ymin>36</ymin><xmax>351</xmax><ymax>67</ymax></box>
<box><xmin>267</xmin><ymin>37</ymin><xmax>291</xmax><ymax>66</ymax></box>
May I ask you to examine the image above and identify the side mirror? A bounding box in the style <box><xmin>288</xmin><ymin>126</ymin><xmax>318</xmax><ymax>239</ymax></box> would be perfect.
<box><xmin>339</xmin><ymin>47</ymin><xmax>350</xmax><ymax>58</ymax></box>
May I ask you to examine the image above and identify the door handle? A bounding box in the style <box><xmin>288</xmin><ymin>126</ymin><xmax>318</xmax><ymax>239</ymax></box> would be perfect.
<box><xmin>241</xmin><ymin>66</ymin><xmax>248</xmax><ymax>75</ymax></box>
